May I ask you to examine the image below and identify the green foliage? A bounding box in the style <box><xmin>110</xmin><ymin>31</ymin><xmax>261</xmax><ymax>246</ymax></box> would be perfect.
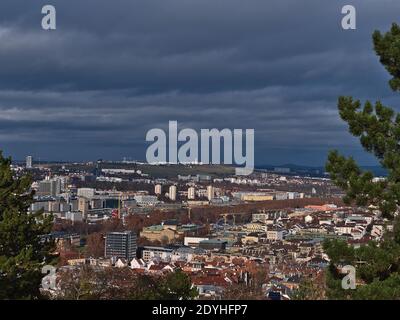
<box><xmin>0</xmin><ymin>151</ymin><xmax>54</xmax><ymax>299</ymax></box>
<box><xmin>373</xmin><ymin>23</ymin><xmax>400</xmax><ymax>92</ymax></box>
<box><xmin>129</xmin><ymin>273</ymin><xmax>163</xmax><ymax>300</ymax></box>
<box><xmin>324</xmin><ymin>238</ymin><xmax>400</xmax><ymax>299</ymax></box>
<box><xmin>325</xmin><ymin>23</ymin><xmax>400</xmax><ymax>300</ymax></box>
<box><xmin>129</xmin><ymin>269</ymin><xmax>198</xmax><ymax>300</ymax></box>
<box><xmin>159</xmin><ymin>269</ymin><xmax>198</xmax><ymax>300</ymax></box>
<box><xmin>350</xmin><ymin>273</ymin><xmax>400</xmax><ymax>300</ymax></box>
<box><xmin>327</xmin><ymin>23</ymin><xmax>400</xmax><ymax>219</ymax></box>
<box><xmin>323</xmin><ymin>239</ymin><xmax>355</xmax><ymax>263</ymax></box>
<box><xmin>323</xmin><ymin>219</ymin><xmax>400</xmax><ymax>299</ymax></box>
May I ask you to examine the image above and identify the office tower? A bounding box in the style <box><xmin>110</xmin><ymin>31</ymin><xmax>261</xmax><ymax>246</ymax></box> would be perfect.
<box><xmin>188</xmin><ymin>187</ymin><xmax>195</xmax><ymax>200</ymax></box>
<box><xmin>207</xmin><ymin>185</ymin><xmax>214</xmax><ymax>201</ymax></box>
<box><xmin>154</xmin><ymin>184</ymin><xmax>162</xmax><ymax>195</ymax></box>
<box><xmin>169</xmin><ymin>185</ymin><xmax>177</xmax><ymax>201</ymax></box>
<box><xmin>105</xmin><ymin>231</ymin><xmax>137</xmax><ymax>260</ymax></box>
<box><xmin>26</xmin><ymin>156</ymin><xmax>33</xmax><ymax>169</ymax></box>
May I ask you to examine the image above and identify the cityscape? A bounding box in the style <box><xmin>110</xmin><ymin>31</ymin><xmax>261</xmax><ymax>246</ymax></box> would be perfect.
<box><xmin>2</xmin><ymin>0</ymin><xmax>400</xmax><ymax>308</ymax></box>
<box><xmin>8</xmin><ymin>155</ymin><xmax>387</xmax><ymax>300</ymax></box>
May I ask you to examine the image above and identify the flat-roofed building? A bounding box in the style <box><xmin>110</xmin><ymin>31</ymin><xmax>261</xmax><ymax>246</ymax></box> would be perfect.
<box><xmin>105</xmin><ymin>231</ymin><xmax>137</xmax><ymax>260</ymax></box>
<box><xmin>198</xmin><ymin>239</ymin><xmax>227</xmax><ymax>251</ymax></box>
<box><xmin>184</xmin><ymin>236</ymin><xmax>209</xmax><ymax>247</ymax></box>
<box><xmin>155</xmin><ymin>184</ymin><xmax>162</xmax><ymax>195</ymax></box>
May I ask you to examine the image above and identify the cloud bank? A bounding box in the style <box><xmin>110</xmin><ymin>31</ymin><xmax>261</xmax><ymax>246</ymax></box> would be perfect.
<box><xmin>1</xmin><ymin>0</ymin><xmax>400</xmax><ymax>165</ymax></box>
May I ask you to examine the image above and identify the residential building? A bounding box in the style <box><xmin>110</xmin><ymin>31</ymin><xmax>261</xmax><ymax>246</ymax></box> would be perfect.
<box><xmin>207</xmin><ymin>185</ymin><xmax>214</xmax><ymax>201</ymax></box>
<box><xmin>155</xmin><ymin>184</ymin><xmax>162</xmax><ymax>195</ymax></box>
<box><xmin>105</xmin><ymin>231</ymin><xmax>137</xmax><ymax>260</ymax></box>
<box><xmin>267</xmin><ymin>227</ymin><xmax>285</xmax><ymax>241</ymax></box>
<box><xmin>188</xmin><ymin>187</ymin><xmax>195</xmax><ymax>200</ymax></box>
<box><xmin>169</xmin><ymin>185</ymin><xmax>177</xmax><ymax>201</ymax></box>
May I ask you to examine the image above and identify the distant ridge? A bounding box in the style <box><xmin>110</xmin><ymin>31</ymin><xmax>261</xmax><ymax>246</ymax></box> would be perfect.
<box><xmin>256</xmin><ymin>164</ymin><xmax>387</xmax><ymax>177</ymax></box>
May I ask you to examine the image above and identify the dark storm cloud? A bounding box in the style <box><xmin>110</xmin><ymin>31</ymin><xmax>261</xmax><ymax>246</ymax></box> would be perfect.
<box><xmin>0</xmin><ymin>0</ymin><xmax>400</xmax><ymax>164</ymax></box>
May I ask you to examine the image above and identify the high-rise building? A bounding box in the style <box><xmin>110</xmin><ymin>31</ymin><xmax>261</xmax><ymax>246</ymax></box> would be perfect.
<box><xmin>169</xmin><ymin>185</ymin><xmax>177</xmax><ymax>201</ymax></box>
<box><xmin>26</xmin><ymin>156</ymin><xmax>33</xmax><ymax>169</ymax></box>
<box><xmin>50</xmin><ymin>179</ymin><xmax>61</xmax><ymax>196</ymax></box>
<box><xmin>154</xmin><ymin>184</ymin><xmax>162</xmax><ymax>195</ymax></box>
<box><xmin>207</xmin><ymin>185</ymin><xmax>214</xmax><ymax>201</ymax></box>
<box><xmin>188</xmin><ymin>187</ymin><xmax>195</xmax><ymax>200</ymax></box>
<box><xmin>78</xmin><ymin>197</ymin><xmax>90</xmax><ymax>215</ymax></box>
<box><xmin>36</xmin><ymin>178</ymin><xmax>61</xmax><ymax>197</ymax></box>
<box><xmin>105</xmin><ymin>231</ymin><xmax>137</xmax><ymax>260</ymax></box>
<box><xmin>37</xmin><ymin>180</ymin><xmax>52</xmax><ymax>195</ymax></box>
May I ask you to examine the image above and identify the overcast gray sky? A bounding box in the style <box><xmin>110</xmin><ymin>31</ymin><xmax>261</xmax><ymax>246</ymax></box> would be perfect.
<box><xmin>0</xmin><ymin>0</ymin><xmax>400</xmax><ymax>165</ymax></box>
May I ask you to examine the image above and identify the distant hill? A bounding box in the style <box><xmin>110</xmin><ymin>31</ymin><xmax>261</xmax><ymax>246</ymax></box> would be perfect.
<box><xmin>256</xmin><ymin>164</ymin><xmax>388</xmax><ymax>177</ymax></box>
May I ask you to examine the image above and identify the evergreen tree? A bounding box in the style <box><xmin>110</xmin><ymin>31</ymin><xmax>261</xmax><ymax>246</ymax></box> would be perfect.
<box><xmin>0</xmin><ymin>151</ymin><xmax>54</xmax><ymax>299</ymax></box>
<box><xmin>325</xmin><ymin>23</ymin><xmax>400</xmax><ymax>299</ymax></box>
<box><xmin>159</xmin><ymin>269</ymin><xmax>198</xmax><ymax>300</ymax></box>
<box><xmin>327</xmin><ymin>23</ymin><xmax>400</xmax><ymax>218</ymax></box>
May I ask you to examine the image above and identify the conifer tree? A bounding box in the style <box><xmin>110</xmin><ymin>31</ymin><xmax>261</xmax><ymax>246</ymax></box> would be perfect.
<box><xmin>0</xmin><ymin>151</ymin><xmax>54</xmax><ymax>299</ymax></box>
<box><xmin>327</xmin><ymin>23</ymin><xmax>400</xmax><ymax>219</ymax></box>
<box><xmin>325</xmin><ymin>23</ymin><xmax>400</xmax><ymax>299</ymax></box>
